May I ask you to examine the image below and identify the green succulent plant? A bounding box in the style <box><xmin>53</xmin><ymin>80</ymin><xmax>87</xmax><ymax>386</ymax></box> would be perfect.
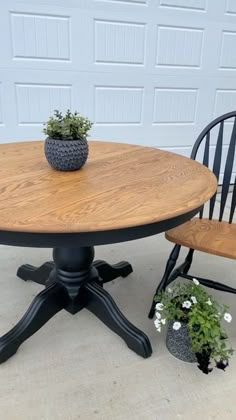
<box><xmin>43</xmin><ymin>110</ymin><xmax>93</xmax><ymax>140</ymax></box>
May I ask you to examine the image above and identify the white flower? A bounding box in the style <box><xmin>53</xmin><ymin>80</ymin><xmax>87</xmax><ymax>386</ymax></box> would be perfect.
<box><xmin>154</xmin><ymin>318</ymin><xmax>161</xmax><ymax>332</ymax></box>
<box><xmin>155</xmin><ymin>303</ymin><xmax>164</xmax><ymax>311</ymax></box>
<box><xmin>206</xmin><ymin>299</ymin><xmax>212</xmax><ymax>306</ymax></box>
<box><xmin>224</xmin><ymin>313</ymin><xmax>232</xmax><ymax>323</ymax></box>
<box><xmin>167</xmin><ymin>288</ymin><xmax>172</xmax><ymax>293</ymax></box>
<box><xmin>173</xmin><ymin>321</ymin><xmax>181</xmax><ymax>330</ymax></box>
<box><xmin>193</xmin><ymin>278</ymin><xmax>199</xmax><ymax>286</ymax></box>
<box><xmin>156</xmin><ymin>312</ymin><xmax>161</xmax><ymax>320</ymax></box>
<box><xmin>182</xmin><ymin>300</ymin><xmax>192</xmax><ymax>309</ymax></box>
<box><xmin>161</xmin><ymin>318</ymin><xmax>166</xmax><ymax>325</ymax></box>
<box><xmin>154</xmin><ymin>318</ymin><xmax>160</xmax><ymax>328</ymax></box>
<box><xmin>191</xmin><ymin>296</ymin><xmax>197</xmax><ymax>304</ymax></box>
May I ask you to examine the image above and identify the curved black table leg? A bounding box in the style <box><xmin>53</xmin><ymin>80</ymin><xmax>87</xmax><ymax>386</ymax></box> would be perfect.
<box><xmin>17</xmin><ymin>261</ymin><xmax>55</xmax><ymax>285</ymax></box>
<box><xmin>45</xmin><ymin>267</ymin><xmax>57</xmax><ymax>286</ymax></box>
<box><xmin>93</xmin><ymin>260</ymin><xmax>133</xmax><ymax>283</ymax></box>
<box><xmin>0</xmin><ymin>283</ymin><xmax>68</xmax><ymax>364</ymax></box>
<box><xmin>17</xmin><ymin>260</ymin><xmax>133</xmax><ymax>286</ymax></box>
<box><xmin>85</xmin><ymin>281</ymin><xmax>152</xmax><ymax>358</ymax></box>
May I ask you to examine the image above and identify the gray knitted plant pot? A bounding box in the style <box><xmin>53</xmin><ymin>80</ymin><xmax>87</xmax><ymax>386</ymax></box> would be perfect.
<box><xmin>166</xmin><ymin>320</ymin><xmax>197</xmax><ymax>363</ymax></box>
<box><xmin>44</xmin><ymin>137</ymin><xmax>88</xmax><ymax>171</ymax></box>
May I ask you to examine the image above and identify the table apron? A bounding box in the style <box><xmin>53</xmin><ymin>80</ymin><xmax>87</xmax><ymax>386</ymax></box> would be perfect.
<box><xmin>0</xmin><ymin>206</ymin><xmax>203</xmax><ymax>248</ymax></box>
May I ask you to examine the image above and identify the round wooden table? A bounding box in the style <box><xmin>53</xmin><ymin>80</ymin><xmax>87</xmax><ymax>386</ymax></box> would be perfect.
<box><xmin>0</xmin><ymin>141</ymin><xmax>217</xmax><ymax>363</ymax></box>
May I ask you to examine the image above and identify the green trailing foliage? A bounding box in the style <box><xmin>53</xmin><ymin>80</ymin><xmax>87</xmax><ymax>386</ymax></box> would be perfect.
<box><xmin>43</xmin><ymin>110</ymin><xmax>93</xmax><ymax>140</ymax></box>
<box><xmin>154</xmin><ymin>280</ymin><xmax>233</xmax><ymax>373</ymax></box>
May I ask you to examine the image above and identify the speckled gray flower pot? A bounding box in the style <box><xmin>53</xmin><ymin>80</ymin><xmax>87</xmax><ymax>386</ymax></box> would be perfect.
<box><xmin>44</xmin><ymin>137</ymin><xmax>88</xmax><ymax>171</ymax></box>
<box><xmin>166</xmin><ymin>321</ymin><xmax>197</xmax><ymax>363</ymax></box>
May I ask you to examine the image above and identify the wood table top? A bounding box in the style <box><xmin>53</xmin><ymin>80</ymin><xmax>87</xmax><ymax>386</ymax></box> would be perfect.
<box><xmin>0</xmin><ymin>141</ymin><xmax>217</xmax><ymax>234</ymax></box>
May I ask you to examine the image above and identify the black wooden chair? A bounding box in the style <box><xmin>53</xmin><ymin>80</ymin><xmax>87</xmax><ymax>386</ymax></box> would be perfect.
<box><xmin>149</xmin><ymin>111</ymin><xmax>236</xmax><ymax>319</ymax></box>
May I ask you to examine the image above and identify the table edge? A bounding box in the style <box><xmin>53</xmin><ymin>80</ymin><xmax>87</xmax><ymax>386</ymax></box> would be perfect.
<box><xmin>0</xmin><ymin>206</ymin><xmax>202</xmax><ymax>248</ymax></box>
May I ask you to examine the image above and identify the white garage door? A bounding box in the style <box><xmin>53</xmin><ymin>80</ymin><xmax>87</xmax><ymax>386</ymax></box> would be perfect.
<box><xmin>0</xmin><ymin>0</ymin><xmax>236</xmax><ymax>160</ymax></box>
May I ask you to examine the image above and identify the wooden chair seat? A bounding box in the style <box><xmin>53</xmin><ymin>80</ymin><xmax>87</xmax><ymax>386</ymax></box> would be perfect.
<box><xmin>165</xmin><ymin>218</ymin><xmax>236</xmax><ymax>260</ymax></box>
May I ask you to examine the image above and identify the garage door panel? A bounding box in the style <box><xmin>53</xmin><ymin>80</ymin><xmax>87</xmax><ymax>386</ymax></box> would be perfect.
<box><xmin>94</xmin><ymin>87</ymin><xmax>144</xmax><ymax>125</ymax></box>
<box><xmin>2</xmin><ymin>3</ymin><xmax>84</xmax><ymax>72</ymax></box>
<box><xmin>1</xmin><ymin>0</ymin><xmax>236</xmax><ymax>157</ymax></box>
<box><xmin>153</xmin><ymin>88</ymin><xmax>198</xmax><ymax>124</ymax></box>
<box><xmin>99</xmin><ymin>0</ymin><xmax>147</xmax><ymax>4</ymax></box>
<box><xmin>219</xmin><ymin>30</ymin><xmax>236</xmax><ymax>71</ymax></box>
<box><xmin>10</xmin><ymin>12</ymin><xmax>70</xmax><ymax>62</ymax></box>
<box><xmin>159</xmin><ymin>0</ymin><xmax>207</xmax><ymax>12</ymax></box>
<box><xmin>0</xmin><ymin>69</ymin><xmax>88</xmax><ymax>141</ymax></box>
<box><xmin>4</xmin><ymin>2</ymin><xmax>232</xmax><ymax>77</ymax></box>
<box><xmin>0</xmin><ymin>68</ymin><xmax>216</xmax><ymax>146</ymax></box>
<box><xmin>94</xmin><ymin>19</ymin><xmax>146</xmax><ymax>66</ymax></box>
<box><xmin>214</xmin><ymin>89</ymin><xmax>236</xmax><ymax>118</ymax></box>
<box><xmin>226</xmin><ymin>0</ymin><xmax>236</xmax><ymax>15</ymax></box>
<box><xmin>156</xmin><ymin>25</ymin><xmax>204</xmax><ymax>69</ymax></box>
<box><xmin>15</xmin><ymin>83</ymin><xmax>72</xmax><ymax>125</ymax></box>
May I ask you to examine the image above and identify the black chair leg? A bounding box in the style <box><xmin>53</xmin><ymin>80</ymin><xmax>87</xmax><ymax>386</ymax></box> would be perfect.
<box><xmin>148</xmin><ymin>244</ymin><xmax>181</xmax><ymax>319</ymax></box>
<box><xmin>180</xmin><ymin>273</ymin><xmax>236</xmax><ymax>294</ymax></box>
<box><xmin>166</xmin><ymin>248</ymin><xmax>194</xmax><ymax>286</ymax></box>
<box><xmin>182</xmin><ymin>249</ymin><xmax>194</xmax><ymax>274</ymax></box>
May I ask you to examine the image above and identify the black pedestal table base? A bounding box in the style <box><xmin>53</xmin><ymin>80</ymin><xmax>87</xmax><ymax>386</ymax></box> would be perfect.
<box><xmin>0</xmin><ymin>247</ymin><xmax>152</xmax><ymax>363</ymax></box>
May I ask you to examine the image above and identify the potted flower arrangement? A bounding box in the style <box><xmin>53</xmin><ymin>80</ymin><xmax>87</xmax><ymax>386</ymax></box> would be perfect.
<box><xmin>43</xmin><ymin>110</ymin><xmax>93</xmax><ymax>171</ymax></box>
<box><xmin>154</xmin><ymin>279</ymin><xmax>233</xmax><ymax>374</ymax></box>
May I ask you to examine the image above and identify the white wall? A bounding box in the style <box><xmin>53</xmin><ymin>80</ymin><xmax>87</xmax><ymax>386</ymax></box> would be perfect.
<box><xmin>0</xmin><ymin>0</ymin><xmax>236</xmax><ymax>158</ymax></box>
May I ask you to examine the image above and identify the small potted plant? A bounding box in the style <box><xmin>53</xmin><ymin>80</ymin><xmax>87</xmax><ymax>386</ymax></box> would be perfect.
<box><xmin>154</xmin><ymin>279</ymin><xmax>233</xmax><ymax>374</ymax></box>
<box><xmin>43</xmin><ymin>110</ymin><xmax>93</xmax><ymax>171</ymax></box>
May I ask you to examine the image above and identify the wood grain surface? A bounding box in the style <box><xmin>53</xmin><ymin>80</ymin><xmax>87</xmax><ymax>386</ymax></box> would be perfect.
<box><xmin>0</xmin><ymin>141</ymin><xmax>217</xmax><ymax>234</ymax></box>
<box><xmin>166</xmin><ymin>218</ymin><xmax>236</xmax><ymax>260</ymax></box>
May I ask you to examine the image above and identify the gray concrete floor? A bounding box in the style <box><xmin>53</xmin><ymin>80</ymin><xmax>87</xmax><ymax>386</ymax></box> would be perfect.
<box><xmin>0</xmin><ymin>197</ymin><xmax>235</xmax><ymax>419</ymax></box>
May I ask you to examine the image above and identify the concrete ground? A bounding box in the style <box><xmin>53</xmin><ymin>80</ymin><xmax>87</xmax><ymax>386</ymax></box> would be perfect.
<box><xmin>0</xmin><ymin>200</ymin><xmax>235</xmax><ymax>419</ymax></box>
